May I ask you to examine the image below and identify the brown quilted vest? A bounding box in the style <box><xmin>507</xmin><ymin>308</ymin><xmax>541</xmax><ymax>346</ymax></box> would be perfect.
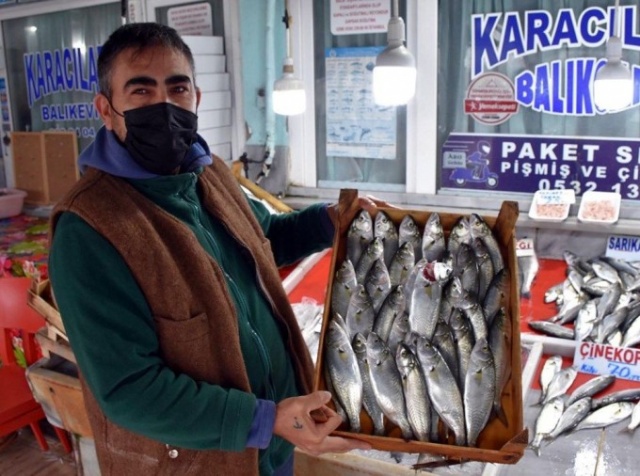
<box><xmin>50</xmin><ymin>159</ymin><xmax>314</xmax><ymax>475</ymax></box>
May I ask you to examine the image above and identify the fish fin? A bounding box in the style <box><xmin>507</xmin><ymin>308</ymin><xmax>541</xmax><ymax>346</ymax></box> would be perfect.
<box><xmin>521</xmin><ymin>291</ymin><xmax>531</xmax><ymax>300</ymax></box>
<box><xmin>618</xmin><ymin>426</ymin><xmax>634</xmax><ymax>435</ymax></box>
<box><xmin>493</xmin><ymin>403</ymin><xmax>509</xmax><ymax>427</ymax></box>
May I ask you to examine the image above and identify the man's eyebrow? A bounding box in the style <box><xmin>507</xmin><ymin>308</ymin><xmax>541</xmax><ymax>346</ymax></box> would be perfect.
<box><xmin>123</xmin><ymin>76</ymin><xmax>157</xmax><ymax>89</ymax></box>
<box><xmin>165</xmin><ymin>74</ymin><xmax>193</xmax><ymax>86</ymax></box>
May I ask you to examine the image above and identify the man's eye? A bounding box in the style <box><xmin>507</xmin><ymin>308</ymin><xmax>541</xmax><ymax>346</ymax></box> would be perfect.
<box><xmin>172</xmin><ymin>86</ymin><xmax>188</xmax><ymax>93</ymax></box>
<box><xmin>132</xmin><ymin>88</ymin><xmax>148</xmax><ymax>95</ymax></box>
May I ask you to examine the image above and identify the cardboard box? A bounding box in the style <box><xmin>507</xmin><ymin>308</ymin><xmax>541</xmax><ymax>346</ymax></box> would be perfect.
<box><xmin>315</xmin><ymin>189</ymin><xmax>527</xmax><ymax>466</ymax></box>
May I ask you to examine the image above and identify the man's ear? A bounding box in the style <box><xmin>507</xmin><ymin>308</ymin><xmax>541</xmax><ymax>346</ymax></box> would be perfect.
<box><xmin>196</xmin><ymin>87</ymin><xmax>201</xmax><ymax>109</ymax></box>
<box><xmin>94</xmin><ymin>93</ymin><xmax>114</xmax><ymax>130</ymax></box>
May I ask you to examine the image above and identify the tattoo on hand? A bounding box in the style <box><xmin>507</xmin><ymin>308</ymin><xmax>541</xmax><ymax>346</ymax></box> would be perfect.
<box><xmin>293</xmin><ymin>417</ymin><xmax>303</xmax><ymax>430</ymax></box>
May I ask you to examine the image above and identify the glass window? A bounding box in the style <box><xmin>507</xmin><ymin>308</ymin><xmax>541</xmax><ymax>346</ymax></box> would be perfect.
<box><xmin>438</xmin><ymin>1</ymin><xmax>640</xmax><ymax>200</ymax></box>
<box><xmin>3</xmin><ymin>3</ymin><xmax>121</xmax><ymax>152</ymax></box>
<box><xmin>313</xmin><ymin>1</ymin><xmax>408</xmax><ymax>192</ymax></box>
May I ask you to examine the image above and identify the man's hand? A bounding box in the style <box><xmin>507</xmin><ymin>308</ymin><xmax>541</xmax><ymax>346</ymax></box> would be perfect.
<box><xmin>327</xmin><ymin>195</ymin><xmax>398</xmax><ymax>235</ymax></box>
<box><xmin>273</xmin><ymin>391</ymin><xmax>372</xmax><ymax>456</ymax></box>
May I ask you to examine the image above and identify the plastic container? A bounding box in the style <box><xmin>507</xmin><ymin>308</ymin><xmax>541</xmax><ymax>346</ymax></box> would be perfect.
<box><xmin>528</xmin><ymin>190</ymin><xmax>572</xmax><ymax>222</ymax></box>
<box><xmin>577</xmin><ymin>191</ymin><xmax>621</xmax><ymax>224</ymax></box>
<box><xmin>0</xmin><ymin>188</ymin><xmax>27</xmax><ymax>219</ymax></box>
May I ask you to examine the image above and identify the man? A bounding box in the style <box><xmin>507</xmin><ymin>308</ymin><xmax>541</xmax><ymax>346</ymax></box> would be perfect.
<box><xmin>49</xmin><ymin>23</ymin><xmax>372</xmax><ymax>475</ymax></box>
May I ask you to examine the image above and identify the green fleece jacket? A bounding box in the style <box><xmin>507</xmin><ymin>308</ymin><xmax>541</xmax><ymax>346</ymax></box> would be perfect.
<box><xmin>49</xmin><ymin>168</ymin><xmax>333</xmax><ymax>474</ymax></box>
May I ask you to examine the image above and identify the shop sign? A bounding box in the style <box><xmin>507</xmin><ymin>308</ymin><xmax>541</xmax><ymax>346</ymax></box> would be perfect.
<box><xmin>330</xmin><ymin>0</ymin><xmax>390</xmax><ymax>36</ymax></box>
<box><xmin>470</xmin><ymin>6</ymin><xmax>639</xmax><ymax>121</ymax></box>
<box><xmin>441</xmin><ymin>132</ymin><xmax>640</xmax><ymax>200</ymax></box>
<box><xmin>574</xmin><ymin>341</ymin><xmax>640</xmax><ymax>382</ymax></box>
<box><xmin>605</xmin><ymin>234</ymin><xmax>640</xmax><ymax>261</ymax></box>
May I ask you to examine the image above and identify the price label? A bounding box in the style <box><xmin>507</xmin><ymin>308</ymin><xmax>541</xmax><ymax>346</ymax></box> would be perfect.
<box><xmin>606</xmin><ymin>234</ymin><xmax>640</xmax><ymax>261</ymax></box>
<box><xmin>536</xmin><ymin>189</ymin><xmax>576</xmax><ymax>205</ymax></box>
<box><xmin>574</xmin><ymin>341</ymin><xmax>640</xmax><ymax>382</ymax></box>
<box><xmin>516</xmin><ymin>237</ymin><xmax>535</xmax><ymax>258</ymax></box>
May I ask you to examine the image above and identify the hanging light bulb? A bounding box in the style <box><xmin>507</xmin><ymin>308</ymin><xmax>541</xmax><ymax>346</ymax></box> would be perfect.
<box><xmin>593</xmin><ymin>1</ymin><xmax>633</xmax><ymax>112</ymax></box>
<box><xmin>372</xmin><ymin>0</ymin><xmax>416</xmax><ymax>106</ymax></box>
<box><xmin>273</xmin><ymin>5</ymin><xmax>306</xmax><ymax>116</ymax></box>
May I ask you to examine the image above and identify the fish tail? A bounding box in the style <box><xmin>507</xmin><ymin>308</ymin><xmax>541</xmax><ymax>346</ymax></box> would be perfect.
<box><xmin>493</xmin><ymin>402</ymin><xmax>509</xmax><ymax>427</ymax></box>
<box><xmin>521</xmin><ymin>290</ymin><xmax>531</xmax><ymax>299</ymax></box>
<box><xmin>618</xmin><ymin>425</ymin><xmax>634</xmax><ymax>435</ymax></box>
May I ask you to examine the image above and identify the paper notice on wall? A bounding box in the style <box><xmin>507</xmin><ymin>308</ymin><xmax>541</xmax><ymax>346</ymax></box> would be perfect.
<box><xmin>330</xmin><ymin>0</ymin><xmax>390</xmax><ymax>35</ymax></box>
<box><xmin>168</xmin><ymin>2</ymin><xmax>213</xmax><ymax>37</ymax></box>
<box><xmin>325</xmin><ymin>47</ymin><xmax>397</xmax><ymax>160</ymax></box>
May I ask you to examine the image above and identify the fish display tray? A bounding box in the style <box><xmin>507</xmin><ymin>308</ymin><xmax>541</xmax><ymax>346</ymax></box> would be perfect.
<box><xmin>577</xmin><ymin>191</ymin><xmax>621</xmax><ymax>224</ymax></box>
<box><xmin>314</xmin><ymin>189</ymin><xmax>528</xmax><ymax>466</ymax></box>
<box><xmin>528</xmin><ymin>190</ymin><xmax>571</xmax><ymax>222</ymax></box>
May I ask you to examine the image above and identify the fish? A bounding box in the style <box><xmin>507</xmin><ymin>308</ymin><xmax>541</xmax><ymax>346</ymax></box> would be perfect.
<box><xmin>345</xmin><ymin>284</ymin><xmax>375</xmax><ymax>340</ymax></box>
<box><xmin>574</xmin><ymin>300</ymin><xmax>597</xmax><ymax>342</ymax></box>
<box><xmin>398</xmin><ymin>215</ymin><xmax>422</xmax><ymax>262</ymax></box>
<box><xmin>346</xmin><ymin>209</ymin><xmax>373</xmax><ymax>269</ymax></box>
<box><xmin>483</xmin><ymin>268</ymin><xmax>509</xmax><ymax>327</ymax></box>
<box><xmin>548</xmin><ymin>397</ymin><xmax>592</xmax><ymax>440</ymax></box>
<box><xmin>595</xmin><ymin>282</ymin><xmax>622</xmax><ymax>320</ymax></box>
<box><xmin>544</xmin><ymin>283</ymin><xmax>563</xmax><ymax>304</ymax></box>
<box><xmin>364</xmin><ymin>259</ymin><xmax>392</xmax><ymax>314</ymax></box>
<box><xmin>574</xmin><ymin>402</ymin><xmax>634</xmax><ymax>431</ymax></box>
<box><xmin>620</xmin><ymin>400</ymin><xmax>640</xmax><ymax>434</ymax></box>
<box><xmin>409</xmin><ymin>269</ymin><xmax>442</xmax><ymax>341</ymax></box>
<box><xmin>373</xmin><ymin>284</ymin><xmax>406</xmax><ymax>342</ymax></box>
<box><xmin>331</xmin><ymin>259</ymin><xmax>357</xmax><ymax>320</ymax></box>
<box><xmin>396</xmin><ymin>343</ymin><xmax>431</xmax><ymax>442</ymax></box>
<box><xmin>469</xmin><ymin>213</ymin><xmax>503</xmax><ymax>273</ymax></box>
<box><xmin>387</xmin><ymin>312</ymin><xmax>410</xmax><ymax>355</ymax></box>
<box><xmin>566</xmin><ymin>375</ymin><xmax>615</xmax><ymax>406</ymax></box>
<box><xmin>352</xmin><ymin>333</ymin><xmax>386</xmax><ymax>436</ymax></box>
<box><xmin>601</xmin><ymin>256</ymin><xmax>639</xmax><ymax>277</ymax></box>
<box><xmin>542</xmin><ymin>366</ymin><xmax>578</xmax><ymax>405</ymax></box>
<box><xmin>432</xmin><ymin>320</ymin><xmax>459</xmax><ymax>385</ymax></box>
<box><xmin>563</xmin><ymin>250</ymin><xmax>591</xmax><ymax>275</ymax></box>
<box><xmin>416</xmin><ymin>336</ymin><xmax>466</xmax><ymax>446</ymax></box>
<box><xmin>591</xmin><ymin>388</ymin><xmax>640</xmax><ymax>410</ymax></box>
<box><xmin>389</xmin><ymin>241</ymin><xmax>415</xmax><ymax>287</ymax></box>
<box><xmin>530</xmin><ymin>397</ymin><xmax>564</xmax><ymax>456</ymax></box>
<box><xmin>518</xmin><ymin>248</ymin><xmax>539</xmax><ymax>299</ymax></box>
<box><xmin>354</xmin><ymin>237</ymin><xmax>384</xmax><ymax>284</ymax></box>
<box><xmin>447</xmin><ymin>216</ymin><xmax>471</xmax><ymax>256</ymax></box>
<box><xmin>366</xmin><ymin>332</ymin><xmax>414</xmax><ymax>440</ymax></box>
<box><xmin>471</xmin><ymin>236</ymin><xmax>495</xmax><ymax>302</ymax></box>
<box><xmin>464</xmin><ymin>337</ymin><xmax>496</xmax><ymax>447</ymax></box>
<box><xmin>528</xmin><ymin>321</ymin><xmax>575</xmax><ymax>340</ymax></box>
<box><xmin>324</xmin><ymin>319</ymin><xmax>363</xmax><ymax>432</ymax></box>
<box><xmin>591</xmin><ymin>260</ymin><xmax>622</xmax><ymax>284</ymax></box>
<box><xmin>621</xmin><ymin>313</ymin><xmax>640</xmax><ymax>347</ymax></box>
<box><xmin>596</xmin><ymin>306</ymin><xmax>628</xmax><ymax>344</ymax></box>
<box><xmin>403</xmin><ymin>258</ymin><xmax>427</xmax><ymax>310</ymax></box>
<box><xmin>449</xmin><ymin>308</ymin><xmax>474</xmax><ymax>393</ymax></box>
<box><xmin>454</xmin><ymin>242</ymin><xmax>480</xmax><ymax>300</ymax></box>
<box><xmin>538</xmin><ymin>356</ymin><xmax>563</xmax><ymax>404</ymax></box>
<box><xmin>374</xmin><ymin>210</ymin><xmax>399</xmax><ymax>269</ymax></box>
<box><xmin>421</xmin><ymin>212</ymin><xmax>446</xmax><ymax>262</ymax></box>
<box><xmin>450</xmin><ymin>276</ymin><xmax>487</xmax><ymax>342</ymax></box>
<box><xmin>489</xmin><ymin>309</ymin><xmax>511</xmax><ymax>426</ymax></box>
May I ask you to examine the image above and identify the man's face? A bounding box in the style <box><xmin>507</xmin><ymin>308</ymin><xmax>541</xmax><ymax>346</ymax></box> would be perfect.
<box><xmin>95</xmin><ymin>45</ymin><xmax>200</xmax><ymax>142</ymax></box>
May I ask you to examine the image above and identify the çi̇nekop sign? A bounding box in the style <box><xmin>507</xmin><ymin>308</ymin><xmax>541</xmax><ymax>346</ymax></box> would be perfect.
<box><xmin>442</xmin><ymin>6</ymin><xmax>640</xmax><ymax>199</ymax></box>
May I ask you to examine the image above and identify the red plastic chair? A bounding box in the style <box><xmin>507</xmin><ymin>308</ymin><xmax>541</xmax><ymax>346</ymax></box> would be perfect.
<box><xmin>0</xmin><ymin>277</ymin><xmax>72</xmax><ymax>453</ymax></box>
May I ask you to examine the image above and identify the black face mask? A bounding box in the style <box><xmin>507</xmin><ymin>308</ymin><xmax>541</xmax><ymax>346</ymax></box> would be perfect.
<box><xmin>114</xmin><ymin>102</ymin><xmax>198</xmax><ymax>175</ymax></box>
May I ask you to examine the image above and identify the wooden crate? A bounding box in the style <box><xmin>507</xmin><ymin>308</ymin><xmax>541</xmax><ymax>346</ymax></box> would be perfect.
<box><xmin>314</xmin><ymin>189</ymin><xmax>527</xmax><ymax>465</ymax></box>
<box><xmin>27</xmin><ymin>278</ymin><xmax>67</xmax><ymax>339</ymax></box>
<box><xmin>12</xmin><ymin>131</ymin><xmax>78</xmax><ymax>205</ymax></box>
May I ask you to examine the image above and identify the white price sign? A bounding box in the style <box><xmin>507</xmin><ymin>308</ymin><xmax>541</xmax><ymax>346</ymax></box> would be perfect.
<box><xmin>606</xmin><ymin>234</ymin><xmax>640</xmax><ymax>261</ymax></box>
<box><xmin>574</xmin><ymin>341</ymin><xmax>640</xmax><ymax>382</ymax></box>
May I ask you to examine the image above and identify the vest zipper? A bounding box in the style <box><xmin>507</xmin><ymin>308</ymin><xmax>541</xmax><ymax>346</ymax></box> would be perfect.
<box><xmin>180</xmin><ymin>184</ymin><xmax>275</xmax><ymax>401</ymax></box>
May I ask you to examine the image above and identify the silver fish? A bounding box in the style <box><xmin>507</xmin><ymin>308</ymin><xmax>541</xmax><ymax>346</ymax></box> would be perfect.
<box><xmin>548</xmin><ymin>397</ymin><xmax>592</xmax><ymax>439</ymax></box>
<box><xmin>596</xmin><ymin>282</ymin><xmax>622</xmax><ymax>320</ymax></box>
<box><xmin>396</xmin><ymin>343</ymin><xmax>431</xmax><ymax>442</ymax></box>
<box><xmin>366</xmin><ymin>332</ymin><xmax>414</xmax><ymax>440</ymax></box>
<box><xmin>421</xmin><ymin>212</ymin><xmax>446</xmax><ymax>262</ymax></box>
<box><xmin>489</xmin><ymin>309</ymin><xmax>511</xmax><ymax>427</ymax></box>
<box><xmin>592</xmin><ymin>260</ymin><xmax>621</xmax><ymax>284</ymax></box>
<box><xmin>416</xmin><ymin>336</ymin><xmax>466</xmax><ymax>446</ymax></box>
<box><xmin>450</xmin><ymin>276</ymin><xmax>487</xmax><ymax>342</ymax></box>
<box><xmin>464</xmin><ymin>337</ymin><xmax>496</xmax><ymax>447</ymax></box>
<box><xmin>373</xmin><ymin>284</ymin><xmax>406</xmax><ymax>342</ymax></box>
<box><xmin>471</xmin><ymin>236</ymin><xmax>495</xmax><ymax>302</ymax></box>
<box><xmin>389</xmin><ymin>241</ymin><xmax>415</xmax><ymax>287</ymax></box>
<box><xmin>574</xmin><ymin>300</ymin><xmax>597</xmax><ymax>342</ymax></box>
<box><xmin>596</xmin><ymin>306</ymin><xmax>628</xmax><ymax>343</ymax></box>
<box><xmin>530</xmin><ymin>397</ymin><xmax>564</xmax><ymax>456</ymax></box>
<box><xmin>331</xmin><ymin>259</ymin><xmax>357</xmax><ymax>320</ymax></box>
<box><xmin>449</xmin><ymin>308</ymin><xmax>474</xmax><ymax>393</ymax></box>
<box><xmin>574</xmin><ymin>402</ymin><xmax>634</xmax><ymax>431</ymax></box>
<box><xmin>542</xmin><ymin>366</ymin><xmax>578</xmax><ymax>404</ymax></box>
<box><xmin>432</xmin><ymin>320</ymin><xmax>459</xmax><ymax>385</ymax></box>
<box><xmin>346</xmin><ymin>209</ymin><xmax>373</xmax><ymax>269</ymax></box>
<box><xmin>483</xmin><ymin>268</ymin><xmax>509</xmax><ymax>327</ymax></box>
<box><xmin>447</xmin><ymin>216</ymin><xmax>471</xmax><ymax>256</ymax></box>
<box><xmin>387</xmin><ymin>312</ymin><xmax>410</xmax><ymax>355</ymax></box>
<box><xmin>352</xmin><ymin>333</ymin><xmax>385</xmax><ymax>436</ymax></box>
<box><xmin>345</xmin><ymin>284</ymin><xmax>375</xmax><ymax>340</ymax></box>
<box><xmin>403</xmin><ymin>258</ymin><xmax>427</xmax><ymax>310</ymax></box>
<box><xmin>563</xmin><ymin>250</ymin><xmax>591</xmax><ymax>275</ymax></box>
<box><xmin>622</xmin><ymin>313</ymin><xmax>640</xmax><ymax>347</ymax></box>
<box><xmin>538</xmin><ymin>356</ymin><xmax>563</xmax><ymax>404</ymax></box>
<box><xmin>409</xmin><ymin>269</ymin><xmax>442</xmax><ymax>341</ymax></box>
<box><xmin>355</xmin><ymin>237</ymin><xmax>384</xmax><ymax>284</ymax></box>
<box><xmin>455</xmin><ymin>242</ymin><xmax>480</xmax><ymax>300</ymax></box>
<box><xmin>364</xmin><ymin>259</ymin><xmax>391</xmax><ymax>314</ymax></box>
<box><xmin>374</xmin><ymin>210</ymin><xmax>399</xmax><ymax>269</ymax></box>
<box><xmin>518</xmin><ymin>249</ymin><xmax>539</xmax><ymax>300</ymax></box>
<box><xmin>601</xmin><ymin>256</ymin><xmax>640</xmax><ymax>277</ymax></box>
<box><xmin>544</xmin><ymin>283</ymin><xmax>563</xmax><ymax>304</ymax></box>
<box><xmin>566</xmin><ymin>375</ymin><xmax>615</xmax><ymax>407</ymax></box>
<box><xmin>621</xmin><ymin>400</ymin><xmax>640</xmax><ymax>433</ymax></box>
<box><xmin>469</xmin><ymin>213</ymin><xmax>503</xmax><ymax>273</ymax></box>
<box><xmin>592</xmin><ymin>388</ymin><xmax>640</xmax><ymax>410</ymax></box>
<box><xmin>528</xmin><ymin>321</ymin><xmax>575</xmax><ymax>340</ymax></box>
<box><xmin>325</xmin><ymin>319</ymin><xmax>363</xmax><ymax>432</ymax></box>
<box><xmin>399</xmin><ymin>215</ymin><xmax>423</xmax><ymax>262</ymax></box>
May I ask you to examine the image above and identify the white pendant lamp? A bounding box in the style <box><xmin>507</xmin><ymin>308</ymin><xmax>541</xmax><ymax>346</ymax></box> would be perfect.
<box><xmin>372</xmin><ymin>0</ymin><xmax>417</xmax><ymax>106</ymax></box>
<box><xmin>273</xmin><ymin>4</ymin><xmax>306</xmax><ymax>116</ymax></box>
<box><xmin>593</xmin><ymin>0</ymin><xmax>633</xmax><ymax>112</ymax></box>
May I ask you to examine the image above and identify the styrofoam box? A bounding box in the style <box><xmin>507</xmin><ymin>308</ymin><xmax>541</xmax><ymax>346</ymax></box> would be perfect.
<box><xmin>0</xmin><ymin>188</ymin><xmax>27</xmax><ymax>219</ymax></box>
<box><xmin>577</xmin><ymin>191</ymin><xmax>621</xmax><ymax>224</ymax></box>
<box><xmin>528</xmin><ymin>190</ymin><xmax>570</xmax><ymax>222</ymax></box>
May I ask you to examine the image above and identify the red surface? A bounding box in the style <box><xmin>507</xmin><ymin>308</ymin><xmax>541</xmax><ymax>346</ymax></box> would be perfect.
<box><xmin>286</xmin><ymin>254</ymin><xmax>640</xmax><ymax>399</ymax></box>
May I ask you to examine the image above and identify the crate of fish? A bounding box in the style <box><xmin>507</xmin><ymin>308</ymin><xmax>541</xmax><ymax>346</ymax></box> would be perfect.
<box><xmin>315</xmin><ymin>189</ymin><xmax>528</xmax><ymax>466</ymax></box>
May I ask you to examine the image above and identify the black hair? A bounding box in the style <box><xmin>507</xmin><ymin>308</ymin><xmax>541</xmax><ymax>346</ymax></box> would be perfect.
<box><xmin>98</xmin><ymin>22</ymin><xmax>196</xmax><ymax>99</ymax></box>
